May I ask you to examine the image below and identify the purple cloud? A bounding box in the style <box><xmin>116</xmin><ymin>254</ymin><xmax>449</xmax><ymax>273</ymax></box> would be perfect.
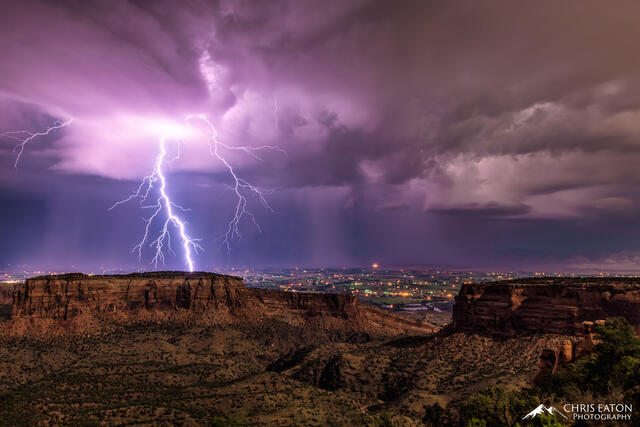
<box><xmin>2</xmin><ymin>0</ymin><xmax>640</xmax><ymax>270</ymax></box>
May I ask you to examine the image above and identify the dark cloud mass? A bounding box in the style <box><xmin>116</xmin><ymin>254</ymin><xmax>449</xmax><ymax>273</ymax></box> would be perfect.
<box><xmin>1</xmin><ymin>0</ymin><xmax>640</xmax><ymax>271</ymax></box>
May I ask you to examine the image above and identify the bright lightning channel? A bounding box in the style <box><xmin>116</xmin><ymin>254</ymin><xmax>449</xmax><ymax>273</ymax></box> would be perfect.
<box><xmin>2</xmin><ymin>114</ymin><xmax>283</xmax><ymax>272</ymax></box>
<box><xmin>1</xmin><ymin>119</ymin><xmax>73</xmax><ymax>168</ymax></box>
<box><xmin>110</xmin><ymin>134</ymin><xmax>203</xmax><ymax>272</ymax></box>
<box><xmin>186</xmin><ymin>114</ymin><xmax>284</xmax><ymax>253</ymax></box>
<box><xmin>111</xmin><ymin>114</ymin><xmax>284</xmax><ymax>271</ymax></box>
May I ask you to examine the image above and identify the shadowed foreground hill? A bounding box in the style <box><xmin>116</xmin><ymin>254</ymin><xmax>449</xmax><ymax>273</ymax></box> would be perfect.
<box><xmin>0</xmin><ymin>322</ymin><xmax>575</xmax><ymax>426</ymax></box>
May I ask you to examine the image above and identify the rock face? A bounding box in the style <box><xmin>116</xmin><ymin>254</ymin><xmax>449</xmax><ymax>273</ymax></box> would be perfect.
<box><xmin>532</xmin><ymin>321</ymin><xmax>600</xmax><ymax>385</ymax></box>
<box><xmin>253</xmin><ymin>288</ymin><xmax>434</xmax><ymax>335</ymax></box>
<box><xmin>12</xmin><ymin>272</ymin><xmax>251</xmax><ymax>319</ymax></box>
<box><xmin>453</xmin><ymin>278</ymin><xmax>640</xmax><ymax>336</ymax></box>
<box><xmin>10</xmin><ymin>272</ymin><xmax>436</xmax><ymax>336</ymax></box>
<box><xmin>255</xmin><ymin>289</ymin><xmax>361</xmax><ymax>319</ymax></box>
<box><xmin>0</xmin><ymin>285</ymin><xmax>12</xmax><ymax>320</ymax></box>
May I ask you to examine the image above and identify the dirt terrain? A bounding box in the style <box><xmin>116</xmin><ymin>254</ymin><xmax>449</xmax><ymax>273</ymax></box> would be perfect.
<box><xmin>0</xmin><ymin>315</ymin><xmax>574</xmax><ymax>425</ymax></box>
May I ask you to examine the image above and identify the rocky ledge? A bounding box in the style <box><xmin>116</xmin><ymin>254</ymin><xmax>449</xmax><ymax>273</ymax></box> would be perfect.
<box><xmin>9</xmin><ymin>271</ymin><xmax>436</xmax><ymax>336</ymax></box>
<box><xmin>453</xmin><ymin>277</ymin><xmax>640</xmax><ymax>336</ymax></box>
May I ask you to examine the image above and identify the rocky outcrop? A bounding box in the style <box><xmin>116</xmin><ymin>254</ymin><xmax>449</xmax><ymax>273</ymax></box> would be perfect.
<box><xmin>0</xmin><ymin>285</ymin><xmax>12</xmax><ymax>320</ymax></box>
<box><xmin>10</xmin><ymin>272</ymin><xmax>436</xmax><ymax>336</ymax></box>
<box><xmin>253</xmin><ymin>289</ymin><xmax>432</xmax><ymax>334</ymax></box>
<box><xmin>532</xmin><ymin>320</ymin><xmax>600</xmax><ymax>384</ymax></box>
<box><xmin>254</xmin><ymin>289</ymin><xmax>361</xmax><ymax>320</ymax></box>
<box><xmin>532</xmin><ymin>320</ymin><xmax>605</xmax><ymax>385</ymax></box>
<box><xmin>12</xmin><ymin>272</ymin><xmax>252</xmax><ymax>319</ymax></box>
<box><xmin>453</xmin><ymin>278</ymin><xmax>640</xmax><ymax>336</ymax></box>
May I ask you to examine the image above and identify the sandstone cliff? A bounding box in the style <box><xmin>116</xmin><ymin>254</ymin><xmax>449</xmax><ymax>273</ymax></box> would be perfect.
<box><xmin>10</xmin><ymin>272</ymin><xmax>436</xmax><ymax>336</ymax></box>
<box><xmin>0</xmin><ymin>284</ymin><xmax>12</xmax><ymax>320</ymax></box>
<box><xmin>12</xmin><ymin>272</ymin><xmax>251</xmax><ymax>319</ymax></box>
<box><xmin>253</xmin><ymin>288</ymin><xmax>434</xmax><ymax>335</ymax></box>
<box><xmin>532</xmin><ymin>320</ymin><xmax>600</xmax><ymax>385</ymax></box>
<box><xmin>453</xmin><ymin>278</ymin><xmax>640</xmax><ymax>336</ymax></box>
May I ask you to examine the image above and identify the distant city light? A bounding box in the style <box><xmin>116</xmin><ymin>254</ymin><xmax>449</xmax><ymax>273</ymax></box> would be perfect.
<box><xmin>372</xmin><ymin>263</ymin><xmax>379</xmax><ymax>269</ymax></box>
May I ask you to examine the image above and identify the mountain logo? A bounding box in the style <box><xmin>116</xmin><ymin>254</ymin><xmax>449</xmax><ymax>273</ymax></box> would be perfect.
<box><xmin>523</xmin><ymin>404</ymin><xmax>568</xmax><ymax>420</ymax></box>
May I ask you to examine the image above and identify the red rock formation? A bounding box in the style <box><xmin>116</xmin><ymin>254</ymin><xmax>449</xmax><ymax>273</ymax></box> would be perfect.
<box><xmin>10</xmin><ymin>272</ymin><xmax>436</xmax><ymax>336</ymax></box>
<box><xmin>532</xmin><ymin>321</ymin><xmax>599</xmax><ymax>385</ymax></box>
<box><xmin>254</xmin><ymin>289</ymin><xmax>361</xmax><ymax>319</ymax></box>
<box><xmin>454</xmin><ymin>278</ymin><xmax>640</xmax><ymax>336</ymax></box>
<box><xmin>11</xmin><ymin>272</ymin><xmax>252</xmax><ymax>319</ymax></box>
<box><xmin>253</xmin><ymin>288</ymin><xmax>435</xmax><ymax>334</ymax></box>
<box><xmin>0</xmin><ymin>284</ymin><xmax>12</xmax><ymax>319</ymax></box>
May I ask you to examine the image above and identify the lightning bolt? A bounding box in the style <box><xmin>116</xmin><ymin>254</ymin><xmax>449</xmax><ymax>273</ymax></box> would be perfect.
<box><xmin>4</xmin><ymin>114</ymin><xmax>283</xmax><ymax>272</ymax></box>
<box><xmin>110</xmin><ymin>134</ymin><xmax>203</xmax><ymax>272</ymax></box>
<box><xmin>1</xmin><ymin>119</ymin><xmax>73</xmax><ymax>168</ymax></box>
<box><xmin>186</xmin><ymin>114</ymin><xmax>284</xmax><ymax>253</ymax></box>
<box><xmin>112</xmin><ymin>114</ymin><xmax>284</xmax><ymax>271</ymax></box>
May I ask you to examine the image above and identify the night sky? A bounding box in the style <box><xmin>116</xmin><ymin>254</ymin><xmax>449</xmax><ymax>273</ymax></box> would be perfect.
<box><xmin>2</xmin><ymin>0</ymin><xmax>640</xmax><ymax>272</ymax></box>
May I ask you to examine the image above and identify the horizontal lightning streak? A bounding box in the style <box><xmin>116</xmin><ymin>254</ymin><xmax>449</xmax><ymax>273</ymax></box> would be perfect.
<box><xmin>1</xmin><ymin>119</ymin><xmax>73</xmax><ymax>168</ymax></box>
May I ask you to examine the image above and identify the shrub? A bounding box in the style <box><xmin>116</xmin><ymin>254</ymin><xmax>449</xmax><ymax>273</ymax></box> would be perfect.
<box><xmin>422</xmin><ymin>402</ymin><xmax>454</xmax><ymax>426</ymax></box>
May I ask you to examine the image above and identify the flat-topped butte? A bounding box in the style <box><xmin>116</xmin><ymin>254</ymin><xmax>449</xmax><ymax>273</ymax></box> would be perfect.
<box><xmin>28</xmin><ymin>271</ymin><xmax>239</xmax><ymax>281</ymax></box>
<box><xmin>10</xmin><ymin>270</ymin><xmax>437</xmax><ymax>336</ymax></box>
<box><xmin>454</xmin><ymin>277</ymin><xmax>640</xmax><ymax>336</ymax></box>
<box><xmin>468</xmin><ymin>276</ymin><xmax>640</xmax><ymax>287</ymax></box>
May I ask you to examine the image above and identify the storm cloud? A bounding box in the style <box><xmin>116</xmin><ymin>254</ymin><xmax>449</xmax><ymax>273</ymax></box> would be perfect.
<box><xmin>1</xmin><ymin>0</ymin><xmax>640</xmax><ymax>271</ymax></box>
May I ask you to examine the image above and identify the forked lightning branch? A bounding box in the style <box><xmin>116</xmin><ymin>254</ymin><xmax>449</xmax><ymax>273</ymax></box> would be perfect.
<box><xmin>1</xmin><ymin>115</ymin><xmax>284</xmax><ymax>272</ymax></box>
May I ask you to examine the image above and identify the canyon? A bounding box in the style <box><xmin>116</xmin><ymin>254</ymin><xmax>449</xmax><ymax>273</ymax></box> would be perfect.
<box><xmin>3</xmin><ymin>273</ymin><xmax>639</xmax><ymax>424</ymax></box>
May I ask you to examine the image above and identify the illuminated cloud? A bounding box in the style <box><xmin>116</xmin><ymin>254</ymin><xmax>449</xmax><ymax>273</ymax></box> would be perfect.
<box><xmin>2</xmin><ymin>0</ymin><xmax>640</xmax><ymax>269</ymax></box>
